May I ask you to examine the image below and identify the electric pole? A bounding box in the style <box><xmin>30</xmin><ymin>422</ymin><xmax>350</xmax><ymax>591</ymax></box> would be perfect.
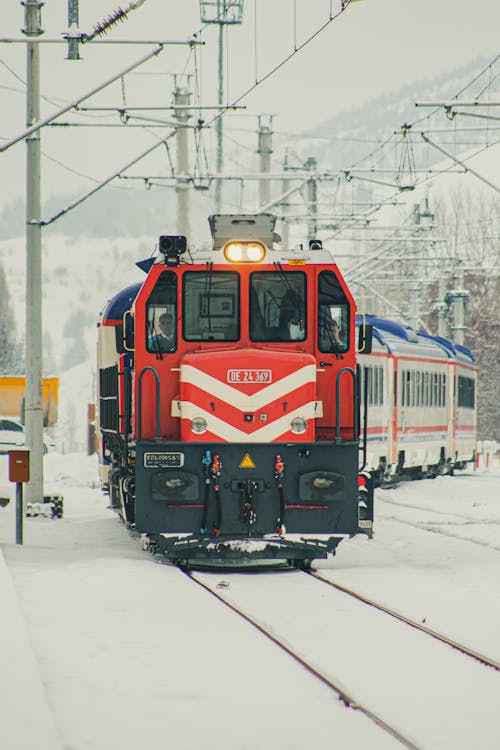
<box><xmin>174</xmin><ymin>78</ymin><xmax>191</xmax><ymax>239</ymax></box>
<box><xmin>436</xmin><ymin>276</ymin><xmax>448</xmax><ymax>337</ymax></box>
<box><xmin>446</xmin><ymin>264</ymin><xmax>468</xmax><ymax>346</ymax></box>
<box><xmin>281</xmin><ymin>153</ymin><xmax>290</xmax><ymax>249</ymax></box>
<box><xmin>23</xmin><ymin>0</ymin><xmax>44</xmax><ymax>505</ymax></box>
<box><xmin>409</xmin><ymin>277</ymin><xmax>422</xmax><ymax>330</ymax></box>
<box><xmin>305</xmin><ymin>156</ymin><xmax>318</xmax><ymax>242</ymax></box>
<box><xmin>257</xmin><ymin>114</ymin><xmax>272</xmax><ymax>209</ymax></box>
<box><xmin>199</xmin><ymin>1</ymin><xmax>244</xmax><ymax>212</ymax></box>
<box><xmin>67</xmin><ymin>0</ymin><xmax>80</xmax><ymax>60</ymax></box>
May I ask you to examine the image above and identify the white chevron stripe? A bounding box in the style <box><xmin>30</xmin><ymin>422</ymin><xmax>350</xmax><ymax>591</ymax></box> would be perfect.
<box><xmin>180</xmin><ymin>363</ymin><xmax>316</xmax><ymax>410</ymax></box>
<box><xmin>179</xmin><ymin>400</ymin><xmax>321</xmax><ymax>442</ymax></box>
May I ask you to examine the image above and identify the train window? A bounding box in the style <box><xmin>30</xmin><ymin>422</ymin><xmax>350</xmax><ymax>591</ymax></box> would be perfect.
<box><xmin>146</xmin><ymin>271</ymin><xmax>178</xmax><ymax>354</ymax></box>
<box><xmin>361</xmin><ymin>366</ymin><xmax>384</xmax><ymax>406</ymax></box>
<box><xmin>458</xmin><ymin>375</ymin><xmax>475</xmax><ymax>408</ymax></box>
<box><xmin>249</xmin><ymin>271</ymin><xmax>306</xmax><ymax>342</ymax></box>
<box><xmin>183</xmin><ymin>271</ymin><xmax>239</xmax><ymax>341</ymax></box>
<box><xmin>433</xmin><ymin>373</ymin><xmax>439</xmax><ymax>406</ymax></box>
<box><xmin>402</xmin><ymin>370</ymin><xmax>409</xmax><ymax>407</ymax></box>
<box><xmin>318</xmin><ymin>271</ymin><xmax>349</xmax><ymax>353</ymax></box>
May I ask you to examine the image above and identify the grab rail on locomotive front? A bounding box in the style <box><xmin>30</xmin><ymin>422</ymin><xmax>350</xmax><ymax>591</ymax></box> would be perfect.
<box><xmin>357</xmin><ymin>363</ymin><xmax>369</xmax><ymax>469</ymax></box>
<box><xmin>122</xmin><ymin>364</ymin><xmax>132</xmax><ymax>465</ymax></box>
<box><xmin>137</xmin><ymin>366</ymin><xmax>161</xmax><ymax>441</ymax></box>
<box><xmin>335</xmin><ymin>367</ymin><xmax>358</xmax><ymax>444</ymax></box>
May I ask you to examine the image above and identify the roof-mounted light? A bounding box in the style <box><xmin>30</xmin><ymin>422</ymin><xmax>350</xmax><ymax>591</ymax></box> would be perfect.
<box><xmin>159</xmin><ymin>235</ymin><xmax>187</xmax><ymax>266</ymax></box>
<box><xmin>223</xmin><ymin>241</ymin><xmax>266</xmax><ymax>263</ymax></box>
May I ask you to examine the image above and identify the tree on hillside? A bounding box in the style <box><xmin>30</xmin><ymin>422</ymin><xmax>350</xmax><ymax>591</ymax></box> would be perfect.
<box><xmin>430</xmin><ymin>188</ymin><xmax>500</xmax><ymax>441</ymax></box>
<box><xmin>0</xmin><ymin>263</ymin><xmax>23</xmax><ymax>375</ymax></box>
<box><xmin>61</xmin><ymin>308</ymin><xmax>92</xmax><ymax>370</ymax></box>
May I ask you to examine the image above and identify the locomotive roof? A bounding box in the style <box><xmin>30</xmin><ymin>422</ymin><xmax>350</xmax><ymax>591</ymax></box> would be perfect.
<box><xmin>150</xmin><ymin>243</ymin><xmax>339</xmax><ymax>266</ymax></box>
<box><xmin>99</xmin><ymin>282</ymin><xmax>141</xmax><ymax>323</ymax></box>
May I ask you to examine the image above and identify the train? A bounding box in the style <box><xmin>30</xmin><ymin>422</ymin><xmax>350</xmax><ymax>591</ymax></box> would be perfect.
<box><xmin>358</xmin><ymin>316</ymin><xmax>477</xmax><ymax>483</ymax></box>
<box><xmin>96</xmin><ymin>212</ymin><xmax>477</xmax><ymax>566</ymax></box>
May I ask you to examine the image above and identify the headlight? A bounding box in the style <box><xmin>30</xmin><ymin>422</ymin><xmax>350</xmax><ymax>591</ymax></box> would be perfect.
<box><xmin>290</xmin><ymin>416</ymin><xmax>307</xmax><ymax>434</ymax></box>
<box><xmin>224</xmin><ymin>241</ymin><xmax>266</xmax><ymax>263</ymax></box>
<box><xmin>190</xmin><ymin>417</ymin><xmax>207</xmax><ymax>434</ymax></box>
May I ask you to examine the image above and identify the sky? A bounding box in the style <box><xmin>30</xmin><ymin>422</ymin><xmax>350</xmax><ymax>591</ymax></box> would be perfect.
<box><xmin>1</xmin><ymin>0</ymin><xmax>499</xmax><ymax>203</ymax></box>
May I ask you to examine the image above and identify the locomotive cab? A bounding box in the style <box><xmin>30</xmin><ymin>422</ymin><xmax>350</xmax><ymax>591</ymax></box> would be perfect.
<box><xmin>97</xmin><ymin>214</ymin><xmax>373</xmax><ymax>564</ymax></box>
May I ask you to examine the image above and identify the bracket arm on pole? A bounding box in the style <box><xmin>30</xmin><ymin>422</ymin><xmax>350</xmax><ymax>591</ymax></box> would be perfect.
<box><xmin>0</xmin><ymin>45</ymin><xmax>165</xmax><ymax>153</ymax></box>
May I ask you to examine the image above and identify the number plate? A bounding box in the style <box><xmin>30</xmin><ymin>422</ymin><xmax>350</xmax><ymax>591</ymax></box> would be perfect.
<box><xmin>144</xmin><ymin>452</ymin><xmax>184</xmax><ymax>469</ymax></box>
<box><xmin>227</xmin><ymin>369</ymin><xmax>272</xmax><ymax>384</ymax></box>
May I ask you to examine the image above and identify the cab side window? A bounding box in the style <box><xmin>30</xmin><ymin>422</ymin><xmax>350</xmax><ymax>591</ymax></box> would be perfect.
<box><xmin>146</xmin><ymin>271</ymin><xmax>178</xmax><ymax>354</ymax></box>
<box><xmin>318</xmin><ymin>271</ymin><xmax>349</xmax><ymax>353</ymax></box>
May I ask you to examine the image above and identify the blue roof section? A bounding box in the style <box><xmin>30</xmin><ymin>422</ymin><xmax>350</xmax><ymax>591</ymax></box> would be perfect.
<box><xmin>455</xmin><ymin>343</ymin><xmax>476</xmax><ymax>363</ymax></box>
<box><xmin>416</xmin><ymin>331</ymin><xmax>455</xmax><ymax>359</ymax></box>
<box><xmin>356</xmin><ymin>315</ymin><xmax>417</xmax><ymax>342</ymax></box>
<box><xmin>355</xmin><ymin>315</ymin><xmax>471</xmax><ymax>361</ymax></box>
<box><xmin>101</xmin><ymin>282</ymin><xmax>141</xmax><ymax>322</ymax></box>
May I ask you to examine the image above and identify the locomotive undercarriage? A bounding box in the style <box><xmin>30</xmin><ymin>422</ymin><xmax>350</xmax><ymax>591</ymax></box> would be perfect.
<box><xmin>106</xmin><ymin>439</ymin><xmax>373</xmax><ymax>563</ymax></box>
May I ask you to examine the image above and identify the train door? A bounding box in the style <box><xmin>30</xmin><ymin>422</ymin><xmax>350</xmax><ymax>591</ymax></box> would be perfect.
<box><xmin>384</xmin><ymin>355</ymin><xmax>395</xmax><ymax>472</ymax></box>
<box><xmin>448</xmin><ymin>361</ymin><xmax>457</xmax><ymax>463</ymax></box>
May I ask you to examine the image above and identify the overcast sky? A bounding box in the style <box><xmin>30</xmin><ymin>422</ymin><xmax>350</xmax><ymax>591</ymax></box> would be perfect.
<box><xmin>1</xmin><ymin>0</ymin><xmax>499</xmax><ymax>202</ymax></box>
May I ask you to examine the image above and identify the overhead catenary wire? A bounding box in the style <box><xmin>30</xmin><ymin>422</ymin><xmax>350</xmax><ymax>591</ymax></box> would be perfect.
<box><xmin>40</xmin><ymin>131</ymin><xmax>177</xmax><ymax>226</ymax></box>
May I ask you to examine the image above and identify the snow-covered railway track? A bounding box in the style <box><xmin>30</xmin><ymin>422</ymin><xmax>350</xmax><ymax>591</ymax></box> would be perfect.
<box><xmin>183</xmin><ymin>567</ymin><xmax>422</xmax><ymax>750</ymax></box>
<box><xmin>379</xmin><ymin>511</ymin><xmax>500</xmax><ymax>552</ymax></box>
<box><xmin>305</xmin><ymin>570</ymin><xmax>500</xmax><ymax>672</ymax></box>
<box><xmin>379</xmin><ymin>494</ymin><xmax>500</xmax><ymax>526</ymax></box>
<box><xmin>179</xmin><ymin>565</ymin><xmax>500</xmax><ymax>750</ymax></box>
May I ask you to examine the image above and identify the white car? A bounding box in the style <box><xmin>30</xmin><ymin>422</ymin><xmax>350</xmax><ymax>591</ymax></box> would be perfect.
<box><xmin>0</xmin><ymin>417</ymin><xmax>52</xmax><ymax>455</ymax></box>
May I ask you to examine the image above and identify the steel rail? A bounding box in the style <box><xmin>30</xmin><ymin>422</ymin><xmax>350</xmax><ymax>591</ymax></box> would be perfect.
<box><xmin>183</xmin><ymin>569</ymin><xmax>423</xmax><ymax>750</ymax></box>
<box><xmin>306</xmin><ymin>570</ymin><xmax>500</xmax><ymax>672</ymax></box>
<box><xmin>377</xmin><ymin>511</ymin><xmax>500</xmax><ymax>555</ymax></box>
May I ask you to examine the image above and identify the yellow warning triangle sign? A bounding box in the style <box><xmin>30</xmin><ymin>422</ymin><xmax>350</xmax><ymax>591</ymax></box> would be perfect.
<box><xmin>239</xmin><ymin>453</ymin><xmax>256</xmax><ymax>469</ymax></box>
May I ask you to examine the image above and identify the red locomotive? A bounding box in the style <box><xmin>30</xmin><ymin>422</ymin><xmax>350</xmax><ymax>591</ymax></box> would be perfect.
<box><xmin>97</xmin><ymin>213</ymin><xmax>373</xmax><ymax>565</ymax></box>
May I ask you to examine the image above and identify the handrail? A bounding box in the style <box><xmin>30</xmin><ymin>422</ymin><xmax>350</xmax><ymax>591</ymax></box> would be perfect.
<box><xmin>335</xmin><ymin>367</ymin><xmax>358</xmax><ymax>444</ymax></box>
<box><xmin>137</xmin><ymin>366</ymin><xmax>161</xmax><ymax>440</ymax></box>
<box><xmin>123</xmin><ymin>364</ymin><xmax>131</xmax><ymax>465</ymax></box>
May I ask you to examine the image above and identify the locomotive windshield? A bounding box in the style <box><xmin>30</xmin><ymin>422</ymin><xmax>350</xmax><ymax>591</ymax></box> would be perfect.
<box><xmin>183</xmin><ymin>271</ymin><xmax>239</xmax><ymax>341</ymax></box>
<box><xmin>249</xmin><ymin>271</ymin><xmax>307</xmax><ymax>342</ymax></box>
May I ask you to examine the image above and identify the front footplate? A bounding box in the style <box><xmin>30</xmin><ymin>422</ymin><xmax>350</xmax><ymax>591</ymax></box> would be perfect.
<box><xmin>146</xmin><ymin>533</ymin><xmax>343</xmax><ymax>563</ymax></box>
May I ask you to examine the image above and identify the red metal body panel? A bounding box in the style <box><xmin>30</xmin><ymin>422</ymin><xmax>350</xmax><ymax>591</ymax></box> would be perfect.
<box><xmin>179</xmin><ymin>349</ymin><xmax>317</xmax><ymax>442</ymax></box>
<box><xmin>133</xmin><ymin>261</ymin><xmax>357</xmax><ymax>445</ymax></box>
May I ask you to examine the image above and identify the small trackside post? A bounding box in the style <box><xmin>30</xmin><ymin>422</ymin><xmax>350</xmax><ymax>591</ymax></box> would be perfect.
<box><xmin>8</xmin><ymin>449</ymin><xmax>30</xmax><ymax>545</ymax></box>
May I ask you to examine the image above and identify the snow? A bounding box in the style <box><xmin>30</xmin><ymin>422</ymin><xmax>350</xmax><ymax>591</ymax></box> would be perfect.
<box><xmin>1</xmin><ymin>449</ymin><xmax>499</xmax><ymax>750</ymax></box>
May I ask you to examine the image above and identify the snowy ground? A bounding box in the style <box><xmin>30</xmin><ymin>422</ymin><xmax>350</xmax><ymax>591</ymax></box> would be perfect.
<box><xmin>0</xmin><ymin>453</ymin><xmax>499</xmax><ymax>750</ymax></box>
